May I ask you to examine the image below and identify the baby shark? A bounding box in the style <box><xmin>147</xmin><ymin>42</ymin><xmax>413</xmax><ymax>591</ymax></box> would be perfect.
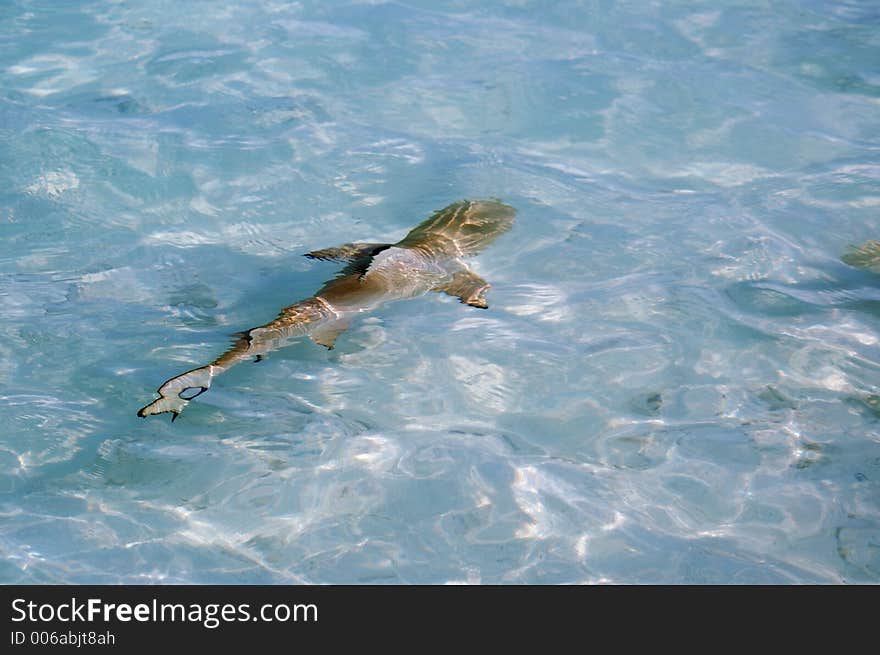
<box><xmin>137</xmin><ymin>199</ymin><xmax>515</xmax><ymax>421</ymax></box>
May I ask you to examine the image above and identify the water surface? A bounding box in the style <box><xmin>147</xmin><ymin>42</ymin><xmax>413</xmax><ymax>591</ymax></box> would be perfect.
<box><xmin>1</xmin><ymin>0</ymin><xmax>879</xmax><ymax>583</ymax></box>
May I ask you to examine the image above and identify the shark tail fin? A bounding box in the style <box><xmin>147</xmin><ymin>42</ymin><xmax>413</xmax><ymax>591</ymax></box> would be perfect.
<box><xmin>137</xmin><ymin>365</ymin><xmax>215</xmax><ymax>421</ymax></box>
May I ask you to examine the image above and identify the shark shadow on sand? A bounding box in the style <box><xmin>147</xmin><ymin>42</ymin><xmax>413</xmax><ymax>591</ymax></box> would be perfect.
<box><xmin>137</xmin><ymin>199</ymin><xmax>515</xmax><ymax>421</ymax></box>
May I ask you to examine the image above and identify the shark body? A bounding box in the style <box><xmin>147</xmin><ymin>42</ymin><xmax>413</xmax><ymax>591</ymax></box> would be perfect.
<box><xmin>137</xmin><ymin>199</ymin><xmax>515</xmax><ymax>420</ymax></box>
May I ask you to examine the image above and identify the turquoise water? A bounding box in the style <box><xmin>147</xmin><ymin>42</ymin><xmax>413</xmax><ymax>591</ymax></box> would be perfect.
<box><xmin>1</xmin><ymin>0</ymin><xmax>879</xmax><ymax>584</ymax></box>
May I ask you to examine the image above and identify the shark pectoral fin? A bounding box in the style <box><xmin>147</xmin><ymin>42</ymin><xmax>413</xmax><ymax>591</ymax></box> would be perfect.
<box><xmin>434</xmin><ymin>269</ymin><xmax>492</xmax><ymax>309</ymax></box>
<box><xmin>310</xmin><ymin>319</ymin><xmax>351</xmax><ymax>350</ymax></box>
<box><xmin>305</xmin><ymin>242</ymin><xmax>391</xmax><ymax>263</ymax></box>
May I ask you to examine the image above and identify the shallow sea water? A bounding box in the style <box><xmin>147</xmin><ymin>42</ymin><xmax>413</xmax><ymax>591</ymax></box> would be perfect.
<box><xmin>1</xmin><ymin>0</ymin><xmax>879</xmax><ymax>584</ymax></box>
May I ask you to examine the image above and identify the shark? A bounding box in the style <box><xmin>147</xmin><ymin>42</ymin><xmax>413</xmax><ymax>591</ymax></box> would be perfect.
<box><xmin>137</xmin><ymin>199</ymin><xmax>516</xmax><ymax>421</ymax></box>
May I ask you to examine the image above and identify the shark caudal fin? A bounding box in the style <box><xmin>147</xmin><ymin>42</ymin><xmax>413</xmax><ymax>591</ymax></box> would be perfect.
<box><xmin>137</xmin><ymin>365</ymin><xmax>215</xmax><ymax>421</ymax></box>
<box><xmin>396</xmin><ymin>199</ymin><xmax>516</xmax><ymax>257</ymax></box>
